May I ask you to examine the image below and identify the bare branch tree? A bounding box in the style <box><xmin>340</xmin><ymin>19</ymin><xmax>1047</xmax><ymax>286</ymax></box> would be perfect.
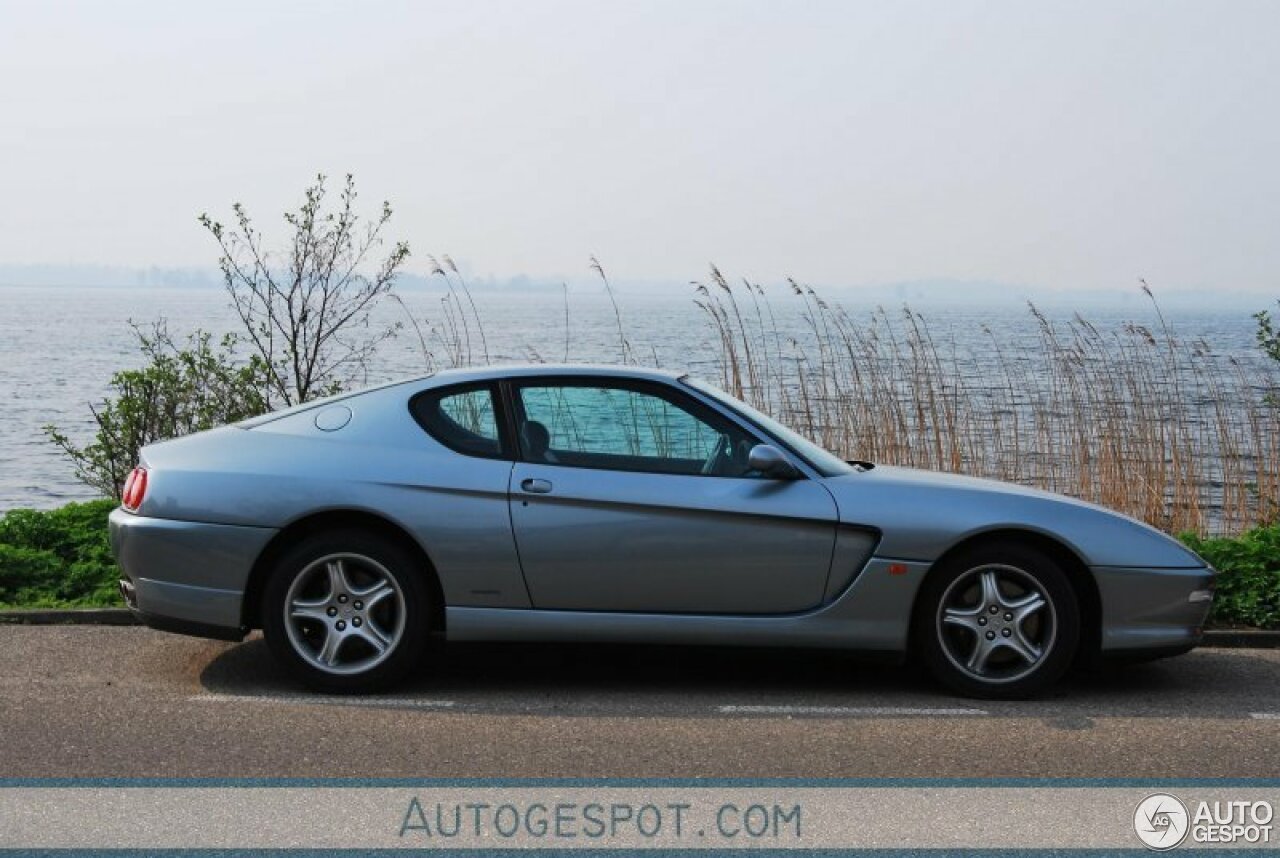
<box><xmin>198</xmin><ymin>174</ymin><xmax>411</xmax><ymax>406</ymax></box>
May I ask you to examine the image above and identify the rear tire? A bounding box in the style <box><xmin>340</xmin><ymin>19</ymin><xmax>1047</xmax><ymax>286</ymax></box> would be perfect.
<box><xmin>262</xmin><ymin>530</ymin><xmax>430</xmax><ymax>693</ymax></box>
<box><xmin>914</xmin><ymin>542</ymin><xmax>1079</xmax><ymax>699</ymax></box>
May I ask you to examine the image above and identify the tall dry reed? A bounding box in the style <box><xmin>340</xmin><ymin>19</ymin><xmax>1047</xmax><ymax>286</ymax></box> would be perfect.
<box><xmin>693</xmin><ymin>276</ymin><xmax>1279</xmax><ymax>536</ymax></box>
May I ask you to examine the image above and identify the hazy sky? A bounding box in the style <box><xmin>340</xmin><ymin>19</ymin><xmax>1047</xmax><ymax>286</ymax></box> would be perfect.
<box><xmin>1</xmin><ymin>0</ymin><xmax>1277</xmax><ymax>294</ymax></box>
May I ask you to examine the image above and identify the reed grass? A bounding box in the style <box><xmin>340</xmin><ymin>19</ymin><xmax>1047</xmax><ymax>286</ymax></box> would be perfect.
<box><xmin>692</xmin><ymin>276</ymin><xmax>1279</xmax><ymax>537</ymax></box>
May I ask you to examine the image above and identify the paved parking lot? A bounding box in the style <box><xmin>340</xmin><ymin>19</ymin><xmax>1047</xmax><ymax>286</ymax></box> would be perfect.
<box><xmin>1</xmin><ymin>626</ymin><xmax>1277</xmax><ymax>778</ymax></box>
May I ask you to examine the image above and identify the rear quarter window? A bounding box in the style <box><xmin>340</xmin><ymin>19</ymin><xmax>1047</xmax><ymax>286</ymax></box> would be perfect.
<box><xmin>410</xmin><ymin>383</ymin><xmax>507</xmax><ymax>459</ymax></box>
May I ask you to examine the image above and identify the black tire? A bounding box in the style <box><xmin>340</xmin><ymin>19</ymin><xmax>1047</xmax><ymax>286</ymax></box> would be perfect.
<box><xmin>261</xmin><ymin>529</ymin><xmax>431</xmax><ymax>693</ymax></box>
<box><xmin>914</xmin><ymin>541</ymin><xmax>1079</xmax><ymax>700</ymax></box>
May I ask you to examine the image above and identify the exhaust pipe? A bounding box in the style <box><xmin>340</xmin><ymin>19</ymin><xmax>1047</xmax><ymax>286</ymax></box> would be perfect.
<box><xmin>118</xmin><ymin>579</ymin><xmax>138</xmax><ymax>610</ymax></box>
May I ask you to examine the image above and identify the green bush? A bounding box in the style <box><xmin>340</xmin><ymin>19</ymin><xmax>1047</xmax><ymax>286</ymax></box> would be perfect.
<box><xmin>44</xmin><ymin>325</ymin><xmax>270</xmax><ymax>500</ymax></box>
<box><xmin>0</xmin><ymin>499</ymin><xmax>119</xmax><ymax>608</ymax></box>
<box><xmin>1181</xmin><ymin>526</ymin><xmax>1280</xmax><ymax>629</ymax></box>
<box><xmin>0</xmin><ymin>545</ymin><xmax>64</xmax><ymax>605</ymax></box>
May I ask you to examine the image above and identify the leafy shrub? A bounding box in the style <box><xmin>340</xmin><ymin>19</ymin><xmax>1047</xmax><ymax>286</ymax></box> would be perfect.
<box><xmin>0</xmin><ymin>545</ymin><xmax>64</xmax><ymax>605</ymax></box>
<box><xmin>0</xmin><ymin>499</ymin><xmax>119</xmax><ymax>608</ymax></box>
<box><xmin>1181</xmin><ymin>526</ymin><xmax>1280</xmax><ymax>629</ymax></box>
<box><xmin>1258</xmin><ymin>301</ymin><xmax>1280</xmax><ymax>365</ymax></box>
<box><xmin>45</xmin><ymin>324</ymin><xmax>270</xmax><ymax>499</ymax></box>
<box><xmin>47</xmin><ymin>177</ymin><xmax>412</xmax><ymax>500</ymax></box>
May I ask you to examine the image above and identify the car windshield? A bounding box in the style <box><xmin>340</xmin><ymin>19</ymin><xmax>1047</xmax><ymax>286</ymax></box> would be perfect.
<box><xmin>681</xmin><ymin>376</ymin><xmax>855</xmax><ymax>478</ymax></box>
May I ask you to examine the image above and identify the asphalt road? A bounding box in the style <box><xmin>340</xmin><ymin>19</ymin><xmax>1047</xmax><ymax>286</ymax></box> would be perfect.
<box><xmin>1</xmin><ymin>626</ymin><xmax>1277</xmax><ymax>778</ymax></box>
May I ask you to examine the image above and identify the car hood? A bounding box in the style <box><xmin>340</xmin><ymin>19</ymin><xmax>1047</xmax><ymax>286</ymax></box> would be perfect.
<box><xmin>821</xmin><ymin>465</ymin><xmax>1205</xmax><ymax>569</ymax></box>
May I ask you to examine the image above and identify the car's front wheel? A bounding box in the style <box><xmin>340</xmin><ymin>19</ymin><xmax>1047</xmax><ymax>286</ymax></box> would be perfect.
<box><xmin>262</xmin><ymin>530</ymin><xmax>430</xmax><ymax>693</ymax></box>
<box><xmin>915</xmin><ymin>542</ymin><xmax>1079</xmax><ymax>699</ymax></box>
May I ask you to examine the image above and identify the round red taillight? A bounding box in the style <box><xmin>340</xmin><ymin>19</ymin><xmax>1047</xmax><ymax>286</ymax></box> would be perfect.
<box><xmin>122</xmin><ymin>467</ymin><xmax>148</xmax><ymax>511</ymax></box>
<box><xmin>121</xmin><ymin>470</ymin><xmax>137</xmax><ymax>505</ymax></box>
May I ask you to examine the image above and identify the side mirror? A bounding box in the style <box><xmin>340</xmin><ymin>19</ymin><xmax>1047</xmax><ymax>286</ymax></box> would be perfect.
<box><xmin>748</xmin><ymin>444</ymin><xmax>800</xmax><ymax>479</ymax></box>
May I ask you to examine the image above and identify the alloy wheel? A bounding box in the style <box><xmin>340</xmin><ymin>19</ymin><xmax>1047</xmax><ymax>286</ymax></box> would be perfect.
<box><xmin>282</xmin><ymin>552</ymin><xmax>407</xmax><ymax>675</ymax></box>
<box><xmin>935</xmin><ymin>563</ymin><xmax>1057</xmax><ymax>684</ymax></box>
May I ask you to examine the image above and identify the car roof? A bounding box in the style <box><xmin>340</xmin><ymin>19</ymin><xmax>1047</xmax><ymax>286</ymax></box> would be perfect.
<box><xmin>237</xmin><ymin>364</ymin><xmax>692</xmax><ymax>429</ymax></box>
<box><xmin>424</xmin><ymin>363</ymin><xmax>687</xmax><ymax>385</ymax></box>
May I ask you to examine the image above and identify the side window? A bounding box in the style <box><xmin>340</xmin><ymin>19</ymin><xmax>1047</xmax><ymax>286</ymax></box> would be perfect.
<box><xmin>411</xmin><ymin>384</ymin><xmax>505</xmax><ymax>459</ymax></box>
<box><xmin>515</xmin><ymin>383</ymin><xmax>759</xmax><ymax>476</ymax></box>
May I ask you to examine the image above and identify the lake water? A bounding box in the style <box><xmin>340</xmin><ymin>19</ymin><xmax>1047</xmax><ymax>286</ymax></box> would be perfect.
<box><xmin>0</xmin><ymin>285</ymin><xmax>1271</xmax><ymax>511</ymax></box>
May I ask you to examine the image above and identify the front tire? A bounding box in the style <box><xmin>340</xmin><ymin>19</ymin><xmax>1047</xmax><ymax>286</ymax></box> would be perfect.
<box><xmin>262</xmin><ymin>530</ymin><xmax>430</xmax><ymax>693</ymax></box>
<box><xmin>914</xmin><ymin>542</ymin><xmax>1079</xmax><ymax>699</ymax></box>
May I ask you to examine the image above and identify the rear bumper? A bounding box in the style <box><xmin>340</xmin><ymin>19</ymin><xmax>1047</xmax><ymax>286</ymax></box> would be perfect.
<box><xmin>109</xmin><ymin>508</ymin><xmax>275</xmax><ymax>640</ymax></box>
<box><xmin>1093</xmin><ymin>564</ymin><xmax>1215</xmax><ymax>654</ymax></box>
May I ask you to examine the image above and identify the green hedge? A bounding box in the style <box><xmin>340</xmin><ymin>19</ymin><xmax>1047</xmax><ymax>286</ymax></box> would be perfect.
<box><xmin>0</xmin><ymin>499</ymin><xmax>120</xmax><ymax>609</ymax></box>
<box><xmin>0</xmin><ymin>500</ymin><xmax>1276</xmax><ymax>629</ymax></box>
<box><xmin>1181</xmin><ymin>526</ymin><xmax>1280</xmax><ymax>630</ymax></box>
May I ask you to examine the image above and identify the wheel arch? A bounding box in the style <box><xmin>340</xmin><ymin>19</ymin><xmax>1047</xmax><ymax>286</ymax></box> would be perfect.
<box><xmin>910</xmin><ymin>527</ymin><xmax>1102</xmax><ymax>661</ymax></box>
<box><xmin>241</xmin><ymin>509</ymin><xmax>446</xmax><ymax>635</ymax></box>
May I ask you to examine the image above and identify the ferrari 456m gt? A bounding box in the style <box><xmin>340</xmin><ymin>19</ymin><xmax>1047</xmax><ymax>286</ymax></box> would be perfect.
<box><xmin>109</xmin><ymin>365</ymin><xmax>1214</xmax><ymax>698</ymax></box>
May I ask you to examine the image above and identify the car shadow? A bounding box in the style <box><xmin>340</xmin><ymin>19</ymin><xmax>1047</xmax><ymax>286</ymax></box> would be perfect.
<box><xmin>197</xmin><ymin>636</ymin><xmax>1280</xmax><ymax>720</ymax></box>
<box><xmin>200</xmin><ymin>637</ymin><xmax>926</xmax><ymax>698</ymax></box>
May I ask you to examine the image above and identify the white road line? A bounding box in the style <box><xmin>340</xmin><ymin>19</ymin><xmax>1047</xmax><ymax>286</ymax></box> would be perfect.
<box><xmin>190</xmin><ymin>693</ymin><xmax>455</xmax><ymax>710</ymax></box>
<box><xmin>1250</xmin><ymin>712</ymin><xmax>1280</xmax><ymax>720</ymax></box>
<box><xmin>717</xmin><ymin>704</ymin><xmax>988</xmax><ymax>717</ymax></box>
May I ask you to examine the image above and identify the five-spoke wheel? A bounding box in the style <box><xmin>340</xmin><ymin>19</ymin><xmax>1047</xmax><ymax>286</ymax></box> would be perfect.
<box><xmin>263</xmin><ymin>531</ymin><xmax>430</xmax><ymax>692</ymax></box>
<box><xmin>937</xmin><ymin>565</ymin><xmax>1055</xmax><ymax>682</ymax></box>
<box><xmin>916</xmin><ymin>542</ymin><xmax>1079</xmax><ymax>699</ymax></box>
<box><xmin>284</xmin><ymin>553</ymin><xmax>406</xmax><ymax>675</ymax></box>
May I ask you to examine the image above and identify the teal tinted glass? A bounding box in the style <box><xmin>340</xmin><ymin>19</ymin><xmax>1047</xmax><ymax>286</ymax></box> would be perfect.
<box><xmin>516</xmin><ymin>383</ymin><xmax>756</xmax><ymax>476</ymax></box>
<box><xmin>439</xmin><ymin>388</ymin><xmax>498</xmax><ymax>440</ymax></box>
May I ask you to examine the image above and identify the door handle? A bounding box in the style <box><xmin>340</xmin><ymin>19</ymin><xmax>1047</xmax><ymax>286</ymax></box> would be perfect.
<box><xmin>520</xmin><ymin>478</ymin><xmax>553</xmax><ymax>494</ymax></box>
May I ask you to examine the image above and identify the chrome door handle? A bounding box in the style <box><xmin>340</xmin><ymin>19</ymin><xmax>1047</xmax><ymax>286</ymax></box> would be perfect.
<box><xmin>521</xmin><ymin>478</ymin><xmax>553</xmax><ymax>494</ymax></box>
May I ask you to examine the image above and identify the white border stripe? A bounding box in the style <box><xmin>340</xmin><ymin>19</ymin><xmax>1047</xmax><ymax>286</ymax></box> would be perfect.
<box><xmin>1250</xmin><ymin>712</ymin><xmax>1280</xmax><ymax>720</ymax></box>
<box><xmin>718</xmin><ymin>704</ymin><xmax>987</xmax><ymax>716</ymax></box>
<box><xmin>189</xmin><ymin>694</ymin><xmax>455</xmax><ymax>709</ymax></box>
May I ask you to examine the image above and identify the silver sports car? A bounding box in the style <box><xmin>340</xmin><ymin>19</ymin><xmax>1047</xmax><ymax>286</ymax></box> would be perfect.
<box><xmin>109</xmin><ymin>365</ymin><xmax>1214</xmax><ymax>698</ymax></box>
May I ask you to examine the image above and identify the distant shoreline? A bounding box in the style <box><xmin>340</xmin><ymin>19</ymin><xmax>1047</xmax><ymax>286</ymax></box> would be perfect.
<box><xmin>0</xmin><ymin>280</ymin><xmax>1270</xmax><ymax>312</ymax></box>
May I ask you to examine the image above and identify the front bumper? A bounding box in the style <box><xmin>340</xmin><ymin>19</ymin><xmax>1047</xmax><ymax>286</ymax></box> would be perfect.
<box><xmin>109</xmin><ymin>508</ymin><xmax>276</xmax><ymax>641</ymax></box>
<box><xmin>1093</xmin><ymin>564</ymin><xmax>1215</xmax><ymax>656</ymax></box>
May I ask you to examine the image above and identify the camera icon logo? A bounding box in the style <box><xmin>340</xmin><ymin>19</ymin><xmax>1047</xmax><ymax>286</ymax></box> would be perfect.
<box><xmin>1134</xmin><ymin>793</ymin><xmax>1190</xmax><ymax>850</ymax></box>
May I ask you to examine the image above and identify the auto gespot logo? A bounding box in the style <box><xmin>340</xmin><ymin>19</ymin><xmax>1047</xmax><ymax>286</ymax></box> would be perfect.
<box><xmin>1134</xmin><ymin>793</ymin><xmax>1274</xmax><ymax>850</ymax></box>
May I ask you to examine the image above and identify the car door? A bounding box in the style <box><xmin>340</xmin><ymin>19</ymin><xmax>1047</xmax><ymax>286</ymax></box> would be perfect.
<box><xmin>506</xmin><ymin>376</ymin><xmax>839</xmax><ymax>614</ymax></box>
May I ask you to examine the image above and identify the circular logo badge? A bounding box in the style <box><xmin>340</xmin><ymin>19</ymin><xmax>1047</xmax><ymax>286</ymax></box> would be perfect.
<box><xmin>1134</xmin><ymin>793</ymin><xmax>1190</xmax><ymax>850</ymax></box>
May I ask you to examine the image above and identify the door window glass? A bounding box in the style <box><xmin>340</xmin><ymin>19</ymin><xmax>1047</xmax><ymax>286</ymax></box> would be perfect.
<box><xmin>515</xmin><ymin>383</ymin><xmax>758</xmax><ymax>476</ymax></box>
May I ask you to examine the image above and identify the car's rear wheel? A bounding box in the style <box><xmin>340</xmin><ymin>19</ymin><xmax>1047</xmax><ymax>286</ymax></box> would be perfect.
<box><xmin>262</xmin><ymin>530</ymin><xmax>430</xmax><ymax>693</ymax></box>
<box><xmin>915</xmin><ymin>542</ymin><xmax>1079</xmax><ymax>699</ymax></box>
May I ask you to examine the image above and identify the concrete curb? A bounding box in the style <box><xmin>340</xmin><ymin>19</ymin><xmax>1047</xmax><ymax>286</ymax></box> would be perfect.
<box><xmin>1201</xmin><ymin>629</ymin><xmax>1280</xmax><ymax>648</ymax></box>
<box><xmin>1</xmin><ymin>609</ymin><xmax>1279</xmax><ymax>647</ymax></box>
<box><xmin>0</xmin><ymin>608</ymin><xmax>138</xmax><ymax>626</ymax></box>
